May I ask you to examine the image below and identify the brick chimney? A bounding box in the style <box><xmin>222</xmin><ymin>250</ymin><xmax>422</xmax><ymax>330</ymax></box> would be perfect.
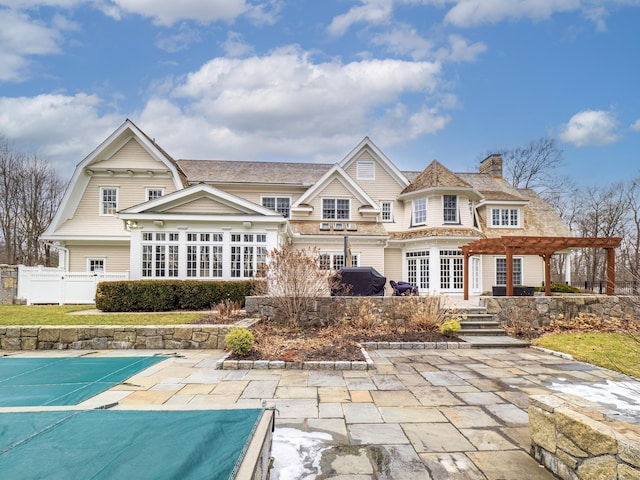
<box><xmin>479</xmin><ymin>153</ymin><xmax>503</xmax><ymax>178</ymax></box>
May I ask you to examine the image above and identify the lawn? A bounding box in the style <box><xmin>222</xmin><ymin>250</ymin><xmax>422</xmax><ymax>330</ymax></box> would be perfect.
<box><xmin>533</xmin><ymin>332</ymin><xmax>640</xmax><ymax>379</ymax></box>
<box><xmin>0</xmin><ymin>305</ymin><xmax>204</xmax><ymax>326</ymax></box>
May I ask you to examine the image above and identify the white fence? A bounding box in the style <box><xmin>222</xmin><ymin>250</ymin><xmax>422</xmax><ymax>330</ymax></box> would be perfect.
<box><xmin>17</xmin><ymin>266</ymin><xmax>129</xmax><ymax>305</ymax></box>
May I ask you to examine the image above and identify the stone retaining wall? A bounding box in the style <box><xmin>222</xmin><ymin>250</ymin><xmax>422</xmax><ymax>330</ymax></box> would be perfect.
<box><xmin>529</xmin><ymin>394</ymin><xmax>640</xmax><ymax>479</ymax></box>
<box><xmin>482</xmin><ymin>295</ymin><xmax>639</xmax><ymax>327</ymax></box>
<box><xmin>0</xmin><ymin>325</ymin><xmax>238</xmax><ymax>350</ymax></box>
<box><xmin>245</xmin><ymin>295</ymin><xmax>460</xmax><ymax>327</ymax></box>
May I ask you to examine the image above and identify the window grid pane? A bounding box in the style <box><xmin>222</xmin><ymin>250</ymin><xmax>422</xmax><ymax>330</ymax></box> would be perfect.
<box><xmin>101</xmin><ymin>188</ymin><xmax>117</xmax><ymax>215</ymax></box>
<box><xmin>443</xmin><ymin>195</ymin><xmax>457</xmax><ymax>223</ymax></box>
<box><xmin>414</xmin><ymin>198</ymin><xmax>426</xmax><ymax>224</ymax></box>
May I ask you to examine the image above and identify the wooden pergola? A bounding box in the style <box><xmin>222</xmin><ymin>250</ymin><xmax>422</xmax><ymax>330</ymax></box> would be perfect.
<box><xmin>460</xmin><ymin>236</ymin><xmax>622</xmax><ymax>300</ymax></box>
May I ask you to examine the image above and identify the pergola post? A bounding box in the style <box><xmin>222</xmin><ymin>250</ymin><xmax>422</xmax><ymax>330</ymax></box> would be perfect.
<box><xmin>543</xmin><ymin>252</ymin><xmax>552</xmax><ymax>297</ymax></box>
<box><xmin>506</xmin><ymin>246</ymin><xmax>514</xmax><ymax>296</ymax></box>
<box><xmin>606</xmin><ymin>247</ymin><xmax>616</xmax><ymax>295</ymax></box>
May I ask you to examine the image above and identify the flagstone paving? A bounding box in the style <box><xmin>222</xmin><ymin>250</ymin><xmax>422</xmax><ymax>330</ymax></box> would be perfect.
<box><xmin>9</xmin><ymin>347</ymin><xmax>640</xmax><ymax>479</ymax></box>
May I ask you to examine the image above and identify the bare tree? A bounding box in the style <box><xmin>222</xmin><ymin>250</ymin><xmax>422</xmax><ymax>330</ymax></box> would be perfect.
<box><xmin>497</xmin><ymin>137</ymin><xmax>572</xmax><ymax>202</ymax></box>
<box><xmin>571</xmin><ymin>182</ymin><xmax>629</xmax><ymax>285</ymax></box>
<box><xmin>0</xmin><ymin>136</ymin><xmax>64</xmax><ymax>265</ymax></box>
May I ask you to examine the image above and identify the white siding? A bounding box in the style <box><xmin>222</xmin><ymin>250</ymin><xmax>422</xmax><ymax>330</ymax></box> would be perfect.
<box><xmin>162</xmin><ymin>197</ymin><xmax>242</xmax><ymax>214</ymax></box>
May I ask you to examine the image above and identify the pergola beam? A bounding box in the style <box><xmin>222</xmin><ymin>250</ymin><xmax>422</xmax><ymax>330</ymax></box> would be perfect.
<box><xmin>461</xmin><ymin>236</ymin><xmax>622</xmax><ymax>300</ymax></box>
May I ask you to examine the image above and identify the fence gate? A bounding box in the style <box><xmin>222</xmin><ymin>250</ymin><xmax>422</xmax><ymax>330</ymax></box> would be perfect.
<box><xmin>17</xmin><ymin>266</ymin><xmax>129</xmax><ymax>305</ymax></box>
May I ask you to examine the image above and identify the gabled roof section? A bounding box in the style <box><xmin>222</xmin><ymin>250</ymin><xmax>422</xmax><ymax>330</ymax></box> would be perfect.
<box><xmin>401</xmin><ymin>160</ymin><xmax>471</xmax><ymax>195</ymax></box>
<box><xmin>118</xmin><ymin>184</ymin><xmax>281</xmax><ymax>218</ymax></box>
<box><xmin>339</xmin><ymin>137</ymin><xmax>410</xmax><ymax>188</ymax></box>
<box><xmin>42</xmin><ymin>119</ymin><xmax>187</xmax><ymax>238</ymax></box>
<box><xmin>291</xmin><ymin>164</ymin><xmax>379</xmax><ymax>210</ymax></box>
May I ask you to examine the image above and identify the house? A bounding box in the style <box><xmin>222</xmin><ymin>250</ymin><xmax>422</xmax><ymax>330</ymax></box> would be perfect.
<box><xmin>41</xmin><ymin>119</ymin><xmax>571</xmax><ymax>297</ymax></box>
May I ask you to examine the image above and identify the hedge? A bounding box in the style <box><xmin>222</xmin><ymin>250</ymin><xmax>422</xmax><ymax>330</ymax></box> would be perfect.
<box><xmin>95</xmin><ymin>279</ymin><xmax>263</xmax><ymax>312</ymax></box>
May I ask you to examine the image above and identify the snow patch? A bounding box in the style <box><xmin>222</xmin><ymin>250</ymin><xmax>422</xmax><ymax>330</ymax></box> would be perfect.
<box><xmin>549</xmin><ymin>379</ymin><xmax>640</xmax><ymax>418</ymax></box>
<box><xmin>270</xmin><ymin>427</ymin><xmax>333</xmax><ymax>480</ymax></box>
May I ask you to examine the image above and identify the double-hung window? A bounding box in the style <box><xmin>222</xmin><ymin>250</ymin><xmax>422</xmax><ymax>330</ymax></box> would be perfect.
<box><xmin>495</xmin><ymin>257</ymin><xmax>523</xmax><ymax>285</ymax></box>
<box><xmin>318</xmin><ymin>252</ymin><xmax>359</xmax><ymax>270</ymax></box>
<box><xmin>491</xmin><ymin>207</ymin><xmax>520</xmax><ymax>227</ymax></box>
<box><xmin>443</xmin><ymin>195</ymin><xmax>458</xmax><ymax>223</ymax></box>
<box><xmin>100</xmin><ymin>187</ymin><xmax>118</xmax><ymax>215</ymax></box>
<box><xmin>262</xmin><ymin>197</ymin><xmax>290</xmax><ymax>218</ymax></box>
<box><xmin>381</xmin><ymin>201</ymin><xmax>393</xmax><ymax>222</ymax></box>
<box><xmin>323</xmin><ymin>198</ymin><xmax>350</xmax><ymax>220</ymax></box>
<box><xmin>413</xmin><ymin>198</ymin><xmax>427</xmax><ymax>225</ymax></box>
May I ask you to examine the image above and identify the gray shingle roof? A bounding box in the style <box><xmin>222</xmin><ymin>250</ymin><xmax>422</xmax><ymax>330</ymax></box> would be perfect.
<box><xmin>176</xmin><ymin>159</ymin><xmax>332</xmax><ymax>186</ymax></box>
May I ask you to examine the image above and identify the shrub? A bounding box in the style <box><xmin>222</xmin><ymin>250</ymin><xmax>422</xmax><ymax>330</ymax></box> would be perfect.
<box><xmin>225</xmin><ymin>327</ymin><xmax>254</xmax><ymax>356</ymax></box>
<box><xmin>344</xmin><ymin>298</ymin><xmax>379</xmax><ymax>330</ymax></box>
<box><xmin>406</xmin><ymin>296</ymin><xmax>446</xmax><ymax>332</ymax></box>
<box><xmin>441</xmin><ymin>319</ymin><xmax>461</xmax><ymax>337</ymax></box>
<box><xmin>96</xmin><ymin>280</ymin><xmax>257</xmax><ymax>312</ymax></box>
<box><xmin>534</xmin><ymin>283</ymin><xmax>581</xmax><ymax>294</ymax></box>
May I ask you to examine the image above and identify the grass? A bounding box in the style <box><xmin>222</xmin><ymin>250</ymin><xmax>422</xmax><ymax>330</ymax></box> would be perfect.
<box><xmin>533</xmin><ymin>332</ymin><xmax>640</xmax><ymax>379</ymax></box>
<box><xmin>0</xmin><ymin>305</ymin><xmax>204</xmax><ymax>326</ymax></box>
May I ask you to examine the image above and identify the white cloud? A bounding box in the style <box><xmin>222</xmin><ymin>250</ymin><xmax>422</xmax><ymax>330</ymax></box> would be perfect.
<box><xmin>221</xmin><ymin>32</ymin><xmax>255</xmax><ymax>58</ymax></box>
<box><xmin>0</xmin><ymin>93</ymin><xmax>120</xmax><ymax>172</ymax></box>
<box><xmin>372</xmin><ymin>25</ymin><xmax>434</xmax><ymax>60</ymax></box>
<box><xmin>444</xmin><ymin>0</ymin><xmax>580</xmax><ymax>27</ymax></box>
<box><xmin>156</xmin><ymin>26</ymin><xmax>202</xmax><ymax>53</ymax></box>
<box><xmin>328</xmin><ymin>0</ymin><xmax>393</xmax><ymax>37</ymax></box>
<box><xmin>559</xmin><ymin>110</ymin><xmax>621</xmax><ymax>147</ymax></box>
<box><xmin>0</xmin><ymin>9</ymin><xmax>64</xmax><ymax>81</ymax></box>
<box><xmin>631</xmin><ymin>119</ymin><xmax>640</xmax><ymax>131</ymax></box>
<box><xmin>437</xmin><ymin>34</ymin><xmax>486</xmax><ymax>62</ymax></box>
<box><xmin>109</xmin><ymin>0</ymin><xmax>250</xmax><ymax>26</ymax></box>
<box><xmin>137</xmin><ymin>47</ymin><xmax>448</xmax><ymax>161</ymax></box>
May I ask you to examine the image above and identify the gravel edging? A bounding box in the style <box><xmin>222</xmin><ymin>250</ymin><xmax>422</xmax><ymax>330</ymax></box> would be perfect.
<box><xmin>215</xmin><ymin>341</ymin><xmax>470</xmax><ymax>370</ymax></box>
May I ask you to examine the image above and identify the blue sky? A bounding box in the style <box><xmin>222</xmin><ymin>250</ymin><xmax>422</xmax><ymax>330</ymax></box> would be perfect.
<box><xmin>1</xmin><ymin>0</ymin><xmax>639</xmax><ymax>187</ymax></box>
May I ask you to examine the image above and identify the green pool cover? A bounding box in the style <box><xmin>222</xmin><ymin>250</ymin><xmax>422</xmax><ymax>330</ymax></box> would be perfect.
<box><xmin>0</xmin><ymin>356</ymin><xmax>166</xmax><ymax>406</ymax></box>
<box><xmin>0</xmin><ymin>408</ymin><xmax>265</xmax><ymax>480</ymax></box>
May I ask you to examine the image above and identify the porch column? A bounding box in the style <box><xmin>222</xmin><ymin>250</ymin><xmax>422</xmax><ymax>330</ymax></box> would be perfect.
<box><xmin>506</xmin><ymin>247</ymin><xmax>514</xmax><ymax>296</ymax></box>
<box><xmin>606</xmin><ymin>247</ymin><xmax>616</xmax><ymax>295</ymax></box>
<box><xmin>564</xmin><ymin>252</ymin><xmax>571</xmax><ymax>284</ymax></box>
<box><xmin>463</xmin><ymin>251</ymin><xmax>470</xmax><ymax>300</ymax></box>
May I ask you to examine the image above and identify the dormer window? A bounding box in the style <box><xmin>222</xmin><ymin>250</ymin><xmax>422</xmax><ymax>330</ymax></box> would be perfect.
<box><xmin>491</xmin><ymin>207</ymin><xmax>521</xmax><ymax>227</ymax></box>
<box><xmin>443</xmin><ymin>195</ymin><xmax>458</xmax><ymax>223</ymax></box>
<box><xmin>413</xmin><ymin>198</ymin><xmax>427</xmax><ymax>226</ymax></box>
<box><xmin>323</xmin><ymin>198</ymin><xmax>350</xmax><ymax>220</ymax></box>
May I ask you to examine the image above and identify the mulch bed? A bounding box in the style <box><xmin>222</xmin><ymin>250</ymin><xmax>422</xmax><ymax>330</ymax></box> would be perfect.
<box><xmin>220</xmin><ymin>321</ymin><xmax>460</xmax><ymax>362</ymax></box>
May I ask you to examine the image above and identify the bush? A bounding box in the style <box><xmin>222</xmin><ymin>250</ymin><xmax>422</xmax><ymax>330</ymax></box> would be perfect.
<box><xmin>225</xmin><ymin>327</ymin><xmax>254</xmax><ymax>356</ymax></box>
<box><xmin>534</xmin><ymin>283</ymin><xmax>581</xmax><ymax>294</ymax></box>
<box><xmin>441</xmin><ymin>319</ymin><xmax>461</xmax><ymax>337</ymax></box>
<box><xmin>96</xmin><ymin>280</ymin><xmax>259</xmax><ymax>312</ymax></box>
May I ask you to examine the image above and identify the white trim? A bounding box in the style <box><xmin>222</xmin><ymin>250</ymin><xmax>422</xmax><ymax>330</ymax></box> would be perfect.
<box><xmin>146</xmin><ymin>187</ymin><xmax>165</xmax><ymax>201</ymax></box>
<box><xmin>292</xmin><ymin>164</ymin><xmax>379</xmax><ymax>212</ymax></box>
<box><xmin>338</xmin><ymin>137</ymin><xmax>410</xmax><ymax>188</ymax></box>
<box><xmin>87</xmin><ymin>258</ymin><xmax>105</xmax><ymax>272</ymax></box>
<box><xmin>381</xmin><ymin>200</ymin><xmax>393</xmax><ymax>222</ymax></box>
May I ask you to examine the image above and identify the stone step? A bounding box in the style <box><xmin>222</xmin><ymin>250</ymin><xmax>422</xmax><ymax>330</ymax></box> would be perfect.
<box><xmin>459</xmin><ymin>320</ymin><xmax>501</xmax><ymax>329</ymax></box>
<box><xmin>458</xmin><ymin>335</ymin><xmax>529</xmax><ymax>348</ymax></box>
<box><xmin>457</xmin><ymin>328</ymin><xmax>507</xmax><ymax>336</ymax></box>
